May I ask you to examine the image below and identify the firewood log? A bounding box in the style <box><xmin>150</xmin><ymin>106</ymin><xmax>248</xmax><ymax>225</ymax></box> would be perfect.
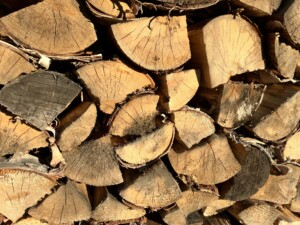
<box><xmin>231</xmin><ymin>0</ymin><xmax>282</xmax><ymax>16</ymax></box>
<box><xmin>160</xmin><ymin>206</ymin><xmax>187</xmax><ymax>225</ymax></box>
<box><xmin>0</xmin><ymin>71</ymin><xmax>82</xmax><ymax>130</ymax></box>
<box><xmin>290</xmin><ymin>181</ymin><xmax>300</xmax><ymax>213</ymax></box>
<box><xmin>76</xmin><ymin>60</ymin><xmax>155</xmax><ymax>114</ymax></box>
<box><xmin>111</xmin><ymin>16</ymin><xmax>191</xmax><ymax>71</ymax></box>
<box><xmin>283</xmin><ymin>131</ymin><xmax>300</xmax><ymax>160</ymax></box>
<box><xmin>202</xmin><ymin>199</ymin><xmax>235</xmax><ymax>217</ymax></box>
<box><xmin>14</xmin><ymin>218</ymin><xmax>49</xmax><ymax>225</ymax></box>
<box><xmin>0</xmin><ymin>41</ymin><xmax>36</xmax><ymax>85</ymax></box>
<box><xmin>28</xmin><ymin>180</ymin><xmax>91</xmax><ymax>224</ymax></box>
<box><xmin>189</xmin><ymin>14</ymin><xmax>265</xmax><ymax>88</ymax></box>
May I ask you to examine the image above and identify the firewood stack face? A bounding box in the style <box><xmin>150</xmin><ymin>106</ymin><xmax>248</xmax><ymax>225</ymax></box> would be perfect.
<box><xmin>0</xmin><ymin>0</ymin><xmax>300</xmax><ymax>224</ymax></box>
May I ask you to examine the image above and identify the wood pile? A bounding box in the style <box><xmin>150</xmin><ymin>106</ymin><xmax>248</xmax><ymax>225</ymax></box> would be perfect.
<box><xmin>0</xmin><ymin>0</ymin><xmax>300</xmax><ymax>224</ymax></box>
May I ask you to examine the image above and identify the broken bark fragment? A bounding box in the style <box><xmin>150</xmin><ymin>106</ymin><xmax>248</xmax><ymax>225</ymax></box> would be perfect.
<box><xmin>63</xmin><ymin>135</ymin><xmax>123</xmax><ymax>186</ymax></box>
<box><xmin>57</xmin><ymin>102</ymin><xmax>97</xmax><ymax>152</ymax></box>
<box><xmin>109</xmin><ymin>94</ymin><xmax>159</xmax><ymax>137</ymax></box>
<box><xmin>119</xmin><ymin>160</ymin><xmax>181</xmax><ymax>209</ymax></box>
<box><xmin>231</xmin><ymin>0</ymin><xmax>282</xmax><ymax>16</ymax></box>
<box><xmin>111</xmin><ymin>16</ymin><xmax>191</xmax><ymax>71</ymax></box>
<box><xmin>169</xmin><ymin>134</ymin><xmax>241</xmax><ymax>185</ymax></box>
<box><xmin>0</xmin><ymin>0</ymin><xmax>97</xmax><ymax>55</ymax></box>
<box><xmin>76</xmin><ymin>60</ymin><xmax>155</xmax><ymax>114</ymax></box>
<box><xmin>116</xmin><ymin>122</ymin><xmax>174</xmax><ymax>168</ymax></box>
<box><xmin>283</xmin><ymin>131</ymin><xmax>300</xmax><ymax>160</ymax></box>
<box><xmin>0</xmin><ymin>71</ymin><xmax>82</xmax><ymax>130</ymax></box>
<box><xmin>189</xmin><ymin>14</ymin><xmax>265</xmax><ymax>88</ymax></box>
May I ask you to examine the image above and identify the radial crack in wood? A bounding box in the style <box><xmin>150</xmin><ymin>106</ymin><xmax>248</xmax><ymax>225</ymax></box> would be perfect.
<box><xmin>0</xmin><ymin>41</ymin><xmax>36</xmax><ymax>85</ymax></box>
<box><xmin>57</xmin><ymin>102</ymin><xmax>97</xmax><ymax>152</ymax></box>
<box><xmin>168</xmin><ymin>134</ymin><xmax>241</xmax><ymax>185</ymax></box>
<box><xmin>116</xmin><ymin>122</ymin><xmax>174</xmax><ymax>168</ymax></box>
<box><xmin>0</xmin><ymin>0</ymin><xmax>97</xmax><ymax>55</ymax></box>
<box><xmin>109</xmin><ymin>94</ymin><xmax>159</xmax><ymax>137</ymax></box>
<box><xmin>76</xmin><ymin>60</ymin><xmax>155</xmax><ymax>114</ymax></box>
<box><xmin>231</xmin><ymin>0</ymin><xmax>282</xmax><ymax>16</ymax></box>
<box><xmin>0</xmin><ymin>71</ymin><xmax>82</xmax><ymax>130</ymax></box>
<box><xmin>119</xmin><ymin>160</ymin><xmax>181</xmax><ymax>209</ymax></box>
<box><xmin>63</xmin><ymin>135</ymin><xmax>123</xmax><ymax>186</ymax></box>
<box><xmin>111</xmin><ymin>16</ymin><xmax>191</xmax><ymax>71</ymax></box>
<box><xmin>92</xmin><ymin>191</ymin><xmax>146</xmax><ymax>223</ymax></box>
<box><xmin>170</xmin><ymin>108</ymin><xmax>215</xmax><ymax>148</ymax></box>
<box><xmin>29</xmin><ymin>180</ymin><xmax>91</xmax><ymax>224</ymax></box>
<box><xmin>157</xmin><ymin>69</ymin><xmax>200</xmax><ymax>112</ymax></box>
<box><xmin>0</xmin><ymin>111</ymin><xmax>49</xmax><ymax>155</ymax></box>
<box><xmin>189</xmin><ymin>14</ymin><xmax>265</xmax><ymax>88</ymax></box>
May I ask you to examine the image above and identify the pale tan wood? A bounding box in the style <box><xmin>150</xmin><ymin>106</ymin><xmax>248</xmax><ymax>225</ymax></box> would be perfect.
<box><xmin>189</xmin><ymin>15</ymin><xmax>264</xmax><ymax>88</ymax></box>
<box><xmin>57</xmin><ymin>102</ymin><xmax>97</xmax><ymax>152</ymax></box>
<box><xmin>29</xmin><ymin>180</ymin><xmax>91</xmax><ymax>224</ymax></box>
<box><xmin>283</xmin><ymin>131</ymin><xmax>300</xmax><ymax>160</ymax></box>
<box><xmin>0</xmin><ymin>41</ymin><xmax>36</xmax><ymax>85</ymax></box>
<box><xmin>202</xmin><ymin>199</ymin><xmax>235</xmax><ymax>216</ymax></box>
<box><xmin>170</xmin><ymin>108</ymin><xmax>215</xmax><ymax>148</ymax></box>
<box><xmin>0</xmin><ymin>111</ymin><xmax>49</xmax><ymax>156</ymax></box>
<box><xmin>0</xmin><ymin>0</ymin><xmax>97</xmax><ymax>55</ymax></box>
<box><xmin>251</xmin><ymin>165</ymin><xmax>300</xmax><ymax>204</ymax></box>
<box><xmin>76</xmin><ymin>60</ymin><xmax>155</xmax><ymax>114</ymax></box>
<box><xmin>111</xmin><ymin>16</ymin><xmax>191</xmax><ymax>71</ymax></box>
<box><xmin>157</xmin><ymin>69</ymin><xmax>200</xmax><ymax>112</ymax></box>
<box><xmin>160</xmin><ymin>206</ymin><xmax>187</xmax><ymax>225</ymax></box>
<box><xmin>119</xmin><ymin>160</ymin><xmax>181</xmax><ymax>209</ymax></box>
<box><xmin>92</xmin><ymin>191</ymin><xmax>146</xmax><ymax>223</ymax></box>
<box><xmin>14</xmin><ymin>218</ymin><xmax>48</xmax><ymax>225</ymax></box>
<box><xmin>109</xmin><ymin>94</ymin><xmax>159</xmax><ymax>137</ymax></box>
<box><xmin>278</xmin><ymin>205</ymin><xmax>300</xmax><ymax>224</ymax></box>
<box><xmin>231</xmin><ymin>0</ymin><xmax>282</xmax><ymax>16</ymax></box>
<box><xmin>116</xmin><ymin>122</ymin><xmax>174</xmax><ymax>168</ymax></box>
<box><xmin>290</xmin><ymin>181</ymin><xmax>300</xmax><ymax>213</ymax></box>
<box><xmin>168</xmin><ymin>134</ymin><xmax>241</xmax><ymax>185</ymax></box>
<box><xmin>63</xmin><ymin>135</ymin><xmax>123</xmax><ymax>186</ymax></box>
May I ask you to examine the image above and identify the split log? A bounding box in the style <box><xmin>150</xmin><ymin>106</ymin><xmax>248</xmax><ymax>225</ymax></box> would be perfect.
<box><xmin>160</xmin><ymin>206</ymin><xmax>187</xmax><ymax>225</ymax></box>
<box><xmin>283</xmin><ymin>131</ymin><xmax>300</xmax><ymax>160</ymax></box>
<box><xmin>189</xmin><ymin>14</ymin><xmax>265</xmax><ymax>88</ymax></box>
<box><xmin>119</xmin><ymin>160</ymin><xmax>181</xmax><ymax>210</ymax></box>
<box><xmin>278</xmin><ymin>205</ymin><xmax>300</xmax><ymax>224</ymax></box>
<box><xmin>108</xmin><ymin>94</ymin><xmax>159</xmax><ymax>137</ymax></box>
<box><xmin>0</xmin><ymin>71</ymin><xmax>82</xmax><ymax>130</ymax></box>
<box><xmin>29</xmin><ymin>180</ymin><xmax>91</xmax><ymax>224</ymax></box>
<box><xmin>248</xmin><ymin>84</ymin><xmax>300</xmax><ymax>142</ymax></box>
<box><xmin>111</xmin><ymin>16</ymin><xmax>191</xmax><ymax>71</ymax></box>
<box><xmin>157</xmin><ymin>69</ymin><xmax>200</xmax><ymax>112</ymax></box>
<box><xmin>199</xmin><ymin>82</ymin><xmax>265</xmax><ymax>129</ymax></box>
<box><xmin>0</xmin><ymin>0</ymin><xmax>97</xmax><ymax>55</ymax></box>
<box><xmin>76</xmin><ymin>60</ymin><xmax>155</xmax><ymax>114</ymax></box>
<box><xmin>0</xmin><ymin>111</ymin><xmax>49</xmax><ymax>155</ymax></box>
<box><xmin>266</xmin><ymin>33</ymin><xmax>300</xmax><ymax>79</ymax></box>
<box><xmin>0</xmin><ymin>161</ymin><xmax>57</xmax><ymax>222</ymax></box>
<box><xmin>220</xmin><ymin>144</ymin><xmax>271</xmax><ymax>201</ymax></box>
<box><xmin>290</xmin><ymin>181</ymin><xmax>300</xmax><ymax>213</ymax></box>
<box><xmin>14</xmin><ymin>217</ymin><xmax>48</xmax><ymax>225</ymax></box>
<box><xmin>63</xmin><ymin>135</ymin><xmax>123</xmax><ymax>186</ymax></box>
<box><xmin>228</xmin><ymin>201</ymin><xmax>279</xmax><ymax>225</ymax></box>
<box><xmin>168</xmin><ymin>134</ymin><xmax>241</xmax><ymax>185</ymax></box>
<box><xmin>0</xmin><ymin>41</ymin><xmax>36</xmax><ymax>85</ymax></box>
<box><xmin>91</xmin><ymin>190</ymin><xmax>146</xmax><ymax>224</ymax></box>
<box><xmin>116</xmin><ymin>122</ymin><xmax>175</xmax><ymax>168</ymax></box>
<box><xmin>251</xmin><ymin>165</ymin><xmax>300</xmax><ymax>204</ymax></box>
<box><xmin>170</xmin><ymin>108</ymin><xmax>215</xmax><ymax>148</ymax></box>
<box><xmin>231</xmin><ymin>0</ymin><xmax>282</xmax><ymax>16</ymax></box>
<box><xmin>57</xmin><ymin>102</ymin><xmax>97</xmax><ymax>152</ymax></box>
<box><xmin>202</xmin><ymin>199</ymin><xmax>235</xmax><ymax>217</ymax></box>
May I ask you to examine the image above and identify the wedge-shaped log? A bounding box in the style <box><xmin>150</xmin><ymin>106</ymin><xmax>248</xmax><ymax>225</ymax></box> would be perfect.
<box><xmin>29</xmin><ymin>180</ymin><xmax>91</xmax><ymax>224</ymax></box>
<box><xmin>111</xmin><ymin>16</ymin><xmax>191</xmax><ymax>71</ymax></box>
<box><xmin>189</xmin><ymin>14</ymin><xmax>264</xmax><ymax>88</ymax></box>
<box><xmin>0</xmin><ymin>0</ymin><xmax>97</xmax><ymax>55</ymax></box>
<box><xmin>63</xmin><ymin>136</ymin><xmax>123</xmax><ymax>186</ymax></box>
<box><xmin>0</xmin><ymin>111</ymin><xmax>49</xmax><ymax>155</ymax></box>
<box><xmin>160</xmin><ymin>206</ymin><xmax>187</xmax><ymax>225</ymax></box>
<box><xmin>109</xmin><ymin>94</ymin><xmax>159</xmax><ymax>137</ymax></box>
<box><xmin>116</xmin><ymin>122</ymin><xmax>174</xmax><ymax>168</ymax></box>
<box><xmin>169</xmin><ymin>134</ymin><xmax>241</xmax><ymax>185</ymax></box>
<box><xmin>92</xmin><ymin>190</ymin><xmax>146</xmax><ymax>223</ymax></box>
<box><xmin>203</xmin><ymin>199</ymin><xmax>235</xmax><ymax>217</ymax></box>
<box><xmin>0</xmin><ymin>161</ymin><xmax>57</xmax><ymax>222</ymax></box>
<box><xmin>119</xmin><ymin>160</ymin><xmax>181</xmax><ymax>209</ymax></box>
<box><xmin>0</xmin><ymin>41</ymin><xmax>36</xmax><ymax>85</ymax></box>
<box><xmin>220</xmin><ymin>144</ymin><xmax>271</xmax><ymax>201</ymax></box>
<box><xmin>76</xmin><ymin>60</ymin><xmax>155</xmax><ymax>114</ymax></box>
<box><xmin>0</xmin><ymin>71</ymin><xmax>82</xmax><ymax>130</ymax></box>
<box><xmin>283</xmin><ymin>131</ymin><xmax>300</xmax><ymax>160</ymax></box>
<box><xmin>231</xmin><ymin>0</ymin><xmax>282</xmax><ymax>16</ymax></box>
<box><xmin>14</xmin><ymin>217</ymin><xmax>48</xmax><ymax>225</ymax></box>
<box><xmin>57</xmin><ymin>102</ymin><xmax>97</xmax><ymax>152</ymax></box>
<box><xmin>157</xmin><ymin>69</ymin><xmax>200</xmax><ymax>112</ymax></box>
<box><xmin>170</xmin><ymin>108</ymin><xmax>215</xmax><ymax>148</ymax></box>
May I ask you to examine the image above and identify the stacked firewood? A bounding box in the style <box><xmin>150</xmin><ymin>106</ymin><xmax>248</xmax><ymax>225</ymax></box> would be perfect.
<box><xmin>0</xmin><ymin>0</ymin><xmax>299</xmax><ymax>224</ymax></box>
